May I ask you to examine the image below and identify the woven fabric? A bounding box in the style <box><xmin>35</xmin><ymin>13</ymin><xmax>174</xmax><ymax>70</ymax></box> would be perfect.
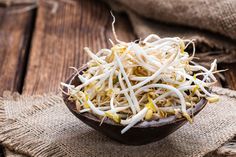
<box><xmin>109</xmin><ymin>0</ymin><xmax>236</xmax><ymax>40</ymax></box>
<box><xmin>0</xmin><ymin>87</ymin><xmax>236</xmax><ymax>157</ymax></box>
<box><xmin>104</xmin><ymin>0</ymin><xmax>236</xmax><ymax>64</ymax></box>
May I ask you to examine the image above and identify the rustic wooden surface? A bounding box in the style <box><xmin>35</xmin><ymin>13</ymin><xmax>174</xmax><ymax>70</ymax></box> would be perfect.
<box><xmin>221</xmin><ymin>63</ymin><xmax>236</xmax><ymax>90</ymax></box>
<box><xmin>23</xmin><ymin>0</ymin><xmax>135</xmax><ymax>94</ymax></box>
<box><xmin>0</xmin><ymin>0</ymin><xmax>235</xmax><ymax>156</ymax></box>
<box><xmin>0</xmin><ymin>7</ymin><xmax>33</xmax><ymax>95</ymax></box>
<box><xmin>0</xmin><ymin>5</ymin><xmax>34</xmax><ymax>157</ymax></box>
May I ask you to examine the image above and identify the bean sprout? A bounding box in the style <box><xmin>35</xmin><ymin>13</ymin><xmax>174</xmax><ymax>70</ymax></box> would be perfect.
<box><xmin>61</xmin><ymin>16</ymin><xmax>220</xmax><ymax>134</ymax></box>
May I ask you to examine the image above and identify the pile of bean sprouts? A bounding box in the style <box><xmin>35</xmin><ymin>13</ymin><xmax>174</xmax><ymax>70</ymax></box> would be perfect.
<box><xmin>61</xmin><ymin>15</ymin><xmax>221</xmax><ymax>134</ymax></box>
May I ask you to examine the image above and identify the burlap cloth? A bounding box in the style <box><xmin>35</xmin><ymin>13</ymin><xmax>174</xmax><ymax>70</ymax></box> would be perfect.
<box><xmin>0</xmin><ymin>86</ymin><xmax>235</xmax><ymax>157</ymax></box>
<box><xmin>104</xmin><ymin>0</ymin><xmax>236</xmax><ymax>64</ymax></box>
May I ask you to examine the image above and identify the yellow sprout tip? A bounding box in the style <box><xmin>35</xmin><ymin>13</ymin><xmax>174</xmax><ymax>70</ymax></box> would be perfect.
<box><xmin>183</xmin><ymin>112</ymin><xmax>193</xmax><ymax>123</ymax></box>
<box><xmin>146</xmin><ymin>97</ymin><xmax>157</xmax><ymax>112</ymax></box>
<box><xmin>207</xmin><ymin>95</ymin><xmax>220</xmax><ymax>103</ymax></box>
<box><xmin>105</xmin><ymin>111</ymin><xmax>121</xmax><ymax>123</ymax></box>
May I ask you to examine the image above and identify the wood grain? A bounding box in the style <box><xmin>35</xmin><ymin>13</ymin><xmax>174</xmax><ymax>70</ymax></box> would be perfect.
<box><xmin>221</xmin><ymin>63</ymin><xmax>236</xmax><ymax>90</ymax></box>
<box><xmin>23</xmin><ymin>0</ymin><xmax>135</xmax><ymax>94</ymax></box>
<box><xmin>0</xmin><ymin>7</ymin><xmax>33</xmax><ymax>95</ymax></box>
<box><xmin>0</xmin><ymin>5</ymin><xmax>34</xmax><ymax>157</ymax></box>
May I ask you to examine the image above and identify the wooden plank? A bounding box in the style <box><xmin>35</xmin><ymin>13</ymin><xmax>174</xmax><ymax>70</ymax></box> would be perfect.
<box><xmin>0</xmin><ymin>5</ymin><xmax>34</xmax><ymax>157</ymax></box>
<box><xmin>23</xmin><ymin>0</ymin><xmax>135</xmax><ymax>94</ymax></box>
<box><xmin>0</xmin><ymin>7</ymin><xmax>34</xmax><ymax>95</ymax></box>
<box><xmin>220</xmin><ymin>63</ymin><xmax>236</xmax><ymax>90</ymax></box>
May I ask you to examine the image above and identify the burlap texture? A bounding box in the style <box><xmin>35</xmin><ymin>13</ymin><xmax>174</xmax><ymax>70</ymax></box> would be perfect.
<box><xmin>109</xmin><ymin>0</ymin><xmax>236</xmax><ymax>40</ymax></box>
<box><xmin>2</xmin><ymin>0</ymin><xmax>236</xmax><ymax>41</ymax></box>
<box><xmin>104</xmin><ymin>0</ymin><xmax>236</xmax><ymax>64</ymax></box>
<box><xmin>0</xmin><ymin>86</ymin><xmax>236</xmax><ymax>157</ymax></box>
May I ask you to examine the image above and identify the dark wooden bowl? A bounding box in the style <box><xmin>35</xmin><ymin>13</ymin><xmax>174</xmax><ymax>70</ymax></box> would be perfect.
<box><xmin>62</xmin><ymin>67</ymin><xmax>208</xmax><ymax>145</ymax></box>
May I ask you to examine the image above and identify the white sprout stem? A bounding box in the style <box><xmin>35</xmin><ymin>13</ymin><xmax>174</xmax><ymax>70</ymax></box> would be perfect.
<box><xmin>177</xmin><ymin>71</ymin><xmax>214</xmax><ymax>97</ymax></box>
<box><xmin>87</xmin><ymin>99</ymin><xmax>105</xmax><ymax>116</ymax></box>
<box><xmin>60</xmin><ymin>82</ymin><xmax>75</xmax><ymax>89</ymax></box>
<box><xmin>115</xmin><ymin>52</ymin><xmax>140</xmax><ymax>112</ymax></box>
<box><xmin>138</xmin><ymin>94</ymin><xmax>147</xmax><ymax>103</ymax></box>
<box><xmin>153</xmin><ymin>85</ymin><xmax>196</xmax><ymax>103</ymax></box>
<box><xmin>95</xmin><ymin>70</ymin><xmax>112</xmax><ymax>88</ymax></box>
<box><xmin>78</xmin><ymin>75</ymin><xmax>87</xmax><ymax>83</ymax></box>
<box><xmin>132</xmin><ymin>51</ymin><xmax>178</xmax><ymax>90</ymax></box>
<box><xmin>110</xmin><ymin>106</ymin><xmax>129</xmax><ymax>113</ymax></box>
<box><xmin>143</xmin><ymin>34</ymin><xmax>160</xmax><ymax>42</ymax></box>
<box><xmin>145</xmin><ymin>38</ymin><xmax>179</xmax><ymax>48</ymax></box>
<box><xmin>135</xmin><ymin>84</ymin><xmax>187</xmax><ymax>113</ymax></box>
<box><xmin>203</xmin><ymin>59</ymin><xmax>217</xmax><ymax>82</ymax></box>
<box><xmin>145</xmin><ymin>41</ymin><xmax>174</xmax><ymax>53</ymax></box>
<box><xmin>119</xmin><ymin>51</ymin><xmax>178</xmax><ymax>94</ymax></box>
<box><xmin>130</xmin><ymin>76</ymin><xmax>148</xmax><ymax>81</ymax></box>
<box><xmin>97</xmin><ymin>95</ymin><xmax>101</xmax><ymax>107</ymax></box>
<box><xmin>121</xmin><ymin>107</ymin><xmax>148</xmax><ymax>134</ymax></box>
<box><xmin>80</xmin><ymin>105</ymin><xmax>129</xmax><ymax>114</ymax></box>
<box><xmin>118</xmin><ymin>72</ymin><xmax>136</xmax><ymax>114</ymax></box>
<box><xmin>186</xmin><ymin>40</ymin><xmax>195</xmax><ymax>61</ymax></box>
<box><xmin>73</xmin><ymin>70</ymin><xmax>112</xmax><ymax>93</ymax></box>
<box><xmin>120</xmin><ymin>118</ymin><xmax>132</xmax><ymax>125</ymax></box>
<box><xmin>84</xmin><ymin>47</ymin><xmax>107</xmax><ymax>64</ymax></box>
<box><xmin>110</xmin><ymin>11</ymin><xmax>127</xmax><ymax>45</ymax></box>
<box><xmin>132</xmin><ymin>45</ymin><xmax>161</xmax><ymax>70</ymax></box>
<box><xmin>80</xmin><ymin>106</ymin><xmax>111</xmax><ymax>113</ymax></box>
<box><xmin>110</xmin><ymin>94</ymin><xmax>115</xmax><ymax>111</ymax></box>
<box><xmin>96</xmin><ymin>49</ymin><xmax>111</xmax><ymax>56</ymax></box>
<box><xmin>132</xmin><ymin>57</ymin><xmax>157</xmax><ymax>72</ymax></box>
<box><xmin>190</xmin><ymin>65</ymin><xmax>216</xmax><ymax>82</ymax></box>
<box><xmin>108</xmin><ymin>65</ymin><xmax>117</xmax><ymax>89</ymax></box>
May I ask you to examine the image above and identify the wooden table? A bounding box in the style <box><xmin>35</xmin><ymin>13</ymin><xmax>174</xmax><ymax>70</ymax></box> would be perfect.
<box><xmin>0</xmin><ymin>0</ymin><xmax>235</xmax><ymax>156</ymax></box>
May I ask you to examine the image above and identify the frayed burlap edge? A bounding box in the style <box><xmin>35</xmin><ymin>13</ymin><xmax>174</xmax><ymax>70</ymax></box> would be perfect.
<box><xmin>212</xmin><ymin>86</ymin><xmax>236</xmax><ymax>98</ymax></box>
<box><xmin>0</xmin><ymin>92</ymin><xmax>67</xmax><ymax>157</ymax></box>
<box><xmin>0</xmin><ymin>88</ymin><xmax>236</xmax><ymax>157</ymax></box>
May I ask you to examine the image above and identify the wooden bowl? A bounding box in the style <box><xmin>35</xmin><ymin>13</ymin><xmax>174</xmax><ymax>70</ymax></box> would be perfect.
<box><xmin>62</xmin><ymin>67</ymin><xmax>208</xmax><ymax>145</ymax></box>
